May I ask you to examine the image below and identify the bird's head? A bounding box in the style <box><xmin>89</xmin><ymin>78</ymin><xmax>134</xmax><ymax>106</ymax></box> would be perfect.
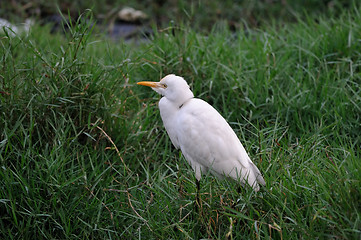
<box><xmin>137</xmin><ymin>74</ymin><xmax>194</xmax><ymax>105</ymax></box>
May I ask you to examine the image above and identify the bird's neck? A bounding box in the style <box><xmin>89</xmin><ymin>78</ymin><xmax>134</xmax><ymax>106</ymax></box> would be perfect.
<box><xmin>170</xmin><ymin>90</ymin><xmax>194</xmax><ymax>108</ymax></box>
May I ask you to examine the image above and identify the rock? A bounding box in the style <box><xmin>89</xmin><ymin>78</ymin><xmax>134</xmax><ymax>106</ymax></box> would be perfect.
<box><xmin>118</xmin><ymin>7</ymin><xmax>148</xmax><ymax>22</ymax></box>
<box><xmin>0</xmin><ymin>18</ymin><xmax>33</xmax><ymax>36</ymax></box>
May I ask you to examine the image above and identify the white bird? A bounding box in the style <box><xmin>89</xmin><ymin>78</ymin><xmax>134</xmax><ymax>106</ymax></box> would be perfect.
<box><xmin>137</xmin><ymin>74</ymin><xmax>265</xmax><ymax>191</ymax></box>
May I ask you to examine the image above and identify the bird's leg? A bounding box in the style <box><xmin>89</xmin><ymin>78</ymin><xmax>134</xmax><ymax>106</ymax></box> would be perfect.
<box><xmin>196</xmin><ymin>178</ymin><xmax>200</xmax><ymax>201</ymax></box>
<box><xmin>232</xmin><ymin>184</ymin><xmax>244</xmax><ymax>208</ymax></box>
<box><xmin>195</xmin><ymin>179</ymin><xmax>202</xmax><ymax>212</ymax></box>
<box><xmin>231</xmin><ymin>197</ymin><xmax>240</xmax><ymax>209</ymax></box>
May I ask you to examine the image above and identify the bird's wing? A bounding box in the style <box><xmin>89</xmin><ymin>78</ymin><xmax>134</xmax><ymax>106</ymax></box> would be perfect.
<box><xmin>176</xmin><ymin>98</ymin><xmax>265</xmax><ymax>189</ymax></box>
<box><xmin>159</xmin><ymin>96</ymin><xmax>181</xmax><ymax>149</ymax></box>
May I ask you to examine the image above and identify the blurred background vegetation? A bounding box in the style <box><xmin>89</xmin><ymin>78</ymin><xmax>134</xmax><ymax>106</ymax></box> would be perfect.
<box><xmin>0</xmin><ymin>0</ymin><xmax>357</xmax><ymax>31</ymax></box>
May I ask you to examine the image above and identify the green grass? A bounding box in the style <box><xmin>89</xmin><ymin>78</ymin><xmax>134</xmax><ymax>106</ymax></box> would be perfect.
<box><xmin>1</xmin><ymin>6</ymin><xmax>361</xmax><ymax>240</ymax></box>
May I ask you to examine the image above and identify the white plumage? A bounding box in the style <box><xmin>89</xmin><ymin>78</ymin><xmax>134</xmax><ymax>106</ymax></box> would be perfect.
<box><xmin>138</xmin><ymin>74</ymin><xmax>265</xmax><ymax>191</ymax></box>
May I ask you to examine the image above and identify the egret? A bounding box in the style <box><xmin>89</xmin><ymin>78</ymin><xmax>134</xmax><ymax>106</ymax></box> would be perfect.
<box><xmin>137</xmin><ymin>74</ymin><xmax>265</xmax><ymax>192</ymax></box>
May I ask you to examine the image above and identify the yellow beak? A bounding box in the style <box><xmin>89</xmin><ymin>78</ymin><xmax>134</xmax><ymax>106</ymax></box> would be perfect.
<box><xmin>137</xmin><ymin>81</ymin><xmax>161</xmax><ymax>88</ymax></box>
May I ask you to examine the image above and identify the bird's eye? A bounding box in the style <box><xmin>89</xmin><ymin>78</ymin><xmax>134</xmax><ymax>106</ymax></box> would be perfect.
<box><xmin>162</xmin><ymin>83</ymin><xmax>167</xmax><ymax>88</ymax></box>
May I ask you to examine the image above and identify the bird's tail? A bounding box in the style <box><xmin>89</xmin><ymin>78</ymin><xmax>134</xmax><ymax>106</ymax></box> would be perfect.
<box><xmin>247</xmin><ymin>162</ymin><xmax>266</xmax><ymax>191</ymax></box>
